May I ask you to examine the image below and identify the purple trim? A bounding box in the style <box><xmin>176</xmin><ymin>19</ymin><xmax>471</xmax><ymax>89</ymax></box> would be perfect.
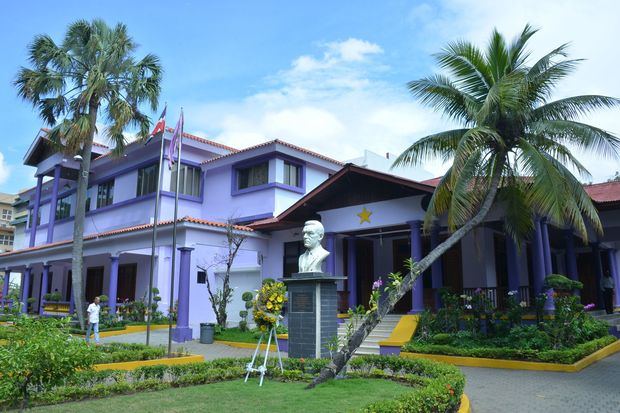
<box><xmin>173</xmin><ymin>247</ymin><xmax>194</xmax><ymax>343</ymax></box>
<box><xmin>532</xmin><ymin>218</ymin><xmax>546</xmax><ymax>295</ymax></box>
<box><xmin>379</xmin><ymin>345</ymin><xmax>401</xmax><ymax>356</ymax></box>
<box><xmin>277</xmin><ymin>336</ymin><xmax>288</xmax><ymax>353</ymax></box>
<box><xmin>408</xmin><ymin>220</ymin><xmax>424</xmax><ymax>314</ymax></box>
<box><xmin>163</xmin><ymin>155</ymin><xmax>203</xmax><ymax>168</ymax></box>
<box><xmin>29</xmin><ymin>176</ymin><xmax>43</xmax><ymax>247</ymax></box>
<box><xmin>161</xmin><ymin>191</ymin><xmax>202</xmax><ymax>203</ymax></box>
<box><xmin>610</xmin><ymin>250</ymin><xmax>620</xmax><ymax>309</ymax></box>
<box><xmin>108</xmin><ymin>256</ymin><xmax>119</xmax><ymax>314</ymax></box>
<box><xmin>592</xmin><ymin>242</ymin><xmax>605</xmax><ymax>309</ymax></box>
<box><xmin>46</xmin><ymin>165</ymin><xmax>61</xmax><ymax>243</ymax></box>
<box><xmin>277</xmin><ymin>153</ymin><xmax>306</xmax><ymax>192</ymax></box>
<box><xmin>505</xmin><ymin>235</ymin><xmax>520</xmax><ymax>295</ymax></box>
<box><xmin>273</xmin><ymin>182</ymin><xmax>305</xmax><ymax>194</ymax></box>
<box><xmin>230</xmin><ymin>152</ymin><xmax>307</xmax><ymax>196</ymax></box>
<box><xmin>346</xmin><ymin>236</ymin><xmax>357</xmax><ymax>308</ymax></box>
<box><xmin>39</xmin><ymin>264</ymin><xmax>50</xmax><ymax>315</ymax></box>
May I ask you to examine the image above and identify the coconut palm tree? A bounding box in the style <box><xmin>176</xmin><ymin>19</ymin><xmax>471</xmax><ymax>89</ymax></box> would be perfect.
<box><xmin>310</xmin><ymin>24</ymin><xmax>620</xmax><ymax>387</ymax></box>
<box><xmin>15</xmin><ymin>19</ymin><xmax>162</xmax><ymax>328</ymax></box>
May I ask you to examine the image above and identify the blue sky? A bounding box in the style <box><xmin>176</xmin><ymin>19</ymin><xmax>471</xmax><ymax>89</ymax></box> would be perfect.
<box><xmin>1</xmin><ymin>0</ymin><xmax>619</xmax><ymax>193</ymax></box>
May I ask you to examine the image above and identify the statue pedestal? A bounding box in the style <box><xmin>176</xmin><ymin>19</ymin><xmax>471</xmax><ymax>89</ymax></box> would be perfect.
<box><xmin>283</xmin><ymin>272</ymin><xmax>346</xmax><ymax>359</ymax></box>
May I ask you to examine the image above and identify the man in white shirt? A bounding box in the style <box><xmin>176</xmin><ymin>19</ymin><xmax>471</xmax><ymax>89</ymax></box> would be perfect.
<box><xmin>86</xmin><ymin>296</ymin><xmax>101</xmax><ymax>344</ymax></box>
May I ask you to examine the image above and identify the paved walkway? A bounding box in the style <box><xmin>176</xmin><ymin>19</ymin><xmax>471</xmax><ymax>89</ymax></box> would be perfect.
<box><xmin>462</xmin><ymin>352</ymin><xmax>620</xmax><ymax>412</ymax></box>
<box><xmin>100</xmin><ymin>329</ymin><xmax>264</xmax><ymax>360</ymax></box>
<box><xmin>101</xmin><ymin>331</ymin><xmax>620</xmax><ymax>411</ymax></box>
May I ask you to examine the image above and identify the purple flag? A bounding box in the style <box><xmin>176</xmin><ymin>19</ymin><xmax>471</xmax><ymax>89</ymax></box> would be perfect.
<box><xmin>168</xmin><ymin>110</ymin><xmax>184</xmax><ymax>169</ymax></box>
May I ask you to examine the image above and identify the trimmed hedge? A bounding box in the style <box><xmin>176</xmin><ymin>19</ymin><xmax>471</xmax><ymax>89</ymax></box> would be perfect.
<box><xmin>402</xmin><ymin>335</ymin><xmax>617</xmax><ymax>364</ymax></box>
<box><xmin>6</xmin><ymin>356</ymin><xmax>465</xmax><ymax>412</ymax></box>
<box><xmin>96</xmin><ymin>343</ymin><xmax>168</xmax><ymax>363</ymax></box>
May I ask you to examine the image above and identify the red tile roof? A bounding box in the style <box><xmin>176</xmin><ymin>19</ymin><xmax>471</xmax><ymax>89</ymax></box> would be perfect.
<box><xmin>201</xmin><ymin>139</ymin><xmax>344</xmax><ymax>166</ymax></box>
<box><xmin>164</xmin><ymin>127</ymin><xmax>238</xmax><ymax>153</ymax></box>
<box><xmin>584</xmin><ymin>181</ymin><xmax>620</xmax><ymax>204</ymax></box>
<box><xmin>0</xmin><ymin>217</ymin><xmax>252</xmax><ymax>258</ymax></box>
<box><xmin>420</xmin><ymin>177</ymin><xmax>442</xmax><ymax>187</ymax></box>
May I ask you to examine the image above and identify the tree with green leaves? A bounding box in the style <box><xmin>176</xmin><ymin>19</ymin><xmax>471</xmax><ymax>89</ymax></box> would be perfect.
<box><xmin>309</xmin><ymin>24</ymin><xmax>620</xmax><ymax>387</ymax></box>
<box><xmin>15</xmin><ymin>19</ymin><xmax>162</xmax><ymax>328</ymax></box>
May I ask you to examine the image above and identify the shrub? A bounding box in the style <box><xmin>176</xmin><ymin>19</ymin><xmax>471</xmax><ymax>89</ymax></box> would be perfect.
<box><xmin>544</xmin><ymin>274</ymin><xmax>583</xmax><ymax>291</ymax></box>
<box><xmin>431</xmin><ymin>333</ymin><xmax>453</xmax><ymax>345</ymax></box>
<box><xmin>0</xmin><ymin>318</ymin><xmax>100</xmax><ymax>409</ymax></box>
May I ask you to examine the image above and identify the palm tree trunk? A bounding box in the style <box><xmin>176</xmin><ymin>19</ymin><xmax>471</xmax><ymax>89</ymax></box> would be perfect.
<box><xmin>308</xmin><ymin>167</ymin><xmax>504</xmax><ymax>388</ymax></box>
<box><xmin>71</xmin><ymin>102</ymin><xmax>98</xmax><ymax>330</ymax></box>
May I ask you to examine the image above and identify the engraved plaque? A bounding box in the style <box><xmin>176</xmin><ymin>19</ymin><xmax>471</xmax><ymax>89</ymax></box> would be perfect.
<box><xmin>291</xmin><ymin>291</ymin><xmax>313</xmax><ymax>313</ymax></box>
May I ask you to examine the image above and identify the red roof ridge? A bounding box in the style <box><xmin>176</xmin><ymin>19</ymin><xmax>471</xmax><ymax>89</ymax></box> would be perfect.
<box><xmin>164</xmin><ymin>127</ymin><xmax>238</xmax><ymax>153</ymax></box>
<box><xmin>202</xmin><ymin>138</ymin><xmax>344</xmax><ymax>166</ymax></box>
<box><xmin>0</xmin><ymin>216</ymin><xmax>252</xmax><ymax>258</ymax></box>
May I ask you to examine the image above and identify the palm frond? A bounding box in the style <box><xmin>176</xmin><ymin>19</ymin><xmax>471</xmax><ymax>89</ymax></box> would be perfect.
<box><xmin>391</xmin><ymin>129</ymin><xmax>467</xmax><ymax>168</ymax></box>
<box><xmin>434</xmin><ymin>40</ymin><xmax>491</xmax><ymax>99</ymax></box>
<box><xmin>533</xmin><ymin>95</ymin><xmax>620</xmax><ymax>121</ymax></box>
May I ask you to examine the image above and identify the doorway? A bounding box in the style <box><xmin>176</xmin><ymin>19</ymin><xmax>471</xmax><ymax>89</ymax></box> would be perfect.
<box><xmin>577</xmin><ymin>252</ymin><xmax>597</xmax><ymax>305</ymax></box>
<box><xmin>392</xmin><ymin>238</ymin><xmax>412</xmax><ymax>313</ymax></box>
<box><xmin>117</xmin><ymin>264</ymin><xmax>137</xmax><ymax>302</ymax></box>
<box><xmin>85</xmin><ymin>267</ymin><xmax>104</xmax><ymax>303</ymax></box>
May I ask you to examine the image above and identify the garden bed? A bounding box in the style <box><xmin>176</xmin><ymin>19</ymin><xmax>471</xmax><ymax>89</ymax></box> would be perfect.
<box><xmin>5</xmin><ymin>356</ymin><xmax>467</xmax><ymax>412</ymax></box>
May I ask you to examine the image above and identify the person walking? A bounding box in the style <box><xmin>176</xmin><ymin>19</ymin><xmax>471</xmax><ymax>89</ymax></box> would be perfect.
<box><xmin>601</xmin><ymin>270</ymin><xmax>615</xmax><ymax>315</ymax></box>
<box><xmin>86</xmin><ymin>296</ymin><xmax>101</xmax><ymax>344</ymax></box>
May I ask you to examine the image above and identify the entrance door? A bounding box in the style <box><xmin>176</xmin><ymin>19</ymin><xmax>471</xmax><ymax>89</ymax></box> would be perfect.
<box><xmin>577</xmin><ymin>252</ymin><xmax>596</xmax><ymax>305</ymax></box>
<box><xmin>442</xmin><ymin>240</ymin><xmax>463</xmax><ymax>295</ymax></box>
<box><xmin>356</xmin><ymin>239</ymin><xmax>374</xmax><ymax>309</ymax></box>
<box><xmin>85</xmin><ymin>267</ymin><xmax>104</xmax><ymax>303</ymax></box>
<box><xmin>117</xmin><ymin>264</ymin><xmax>137</xmax><ymax>303</ymax></box>
<box><xmin>393</xmin><ymin>238</ymin><xmax>412</xmax><ymax>313</ymax></box>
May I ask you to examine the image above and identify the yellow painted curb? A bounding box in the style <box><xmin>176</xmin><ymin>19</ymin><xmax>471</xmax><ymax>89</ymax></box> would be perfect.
<box><xmin>215</xmin><ymin>335</ymin><xmax>288</xmax><ymax>351</ymax></box>
<box><xmin>401</xmin><ymin>339</ymin><xmax>620</xmax><ymax>372</ymax></box>
<box><xmin>378</xmin><ymin>315</ymin><xmax>419</xmax><ymax>347</ymax></box>
<box><xmin>78</xmin><ymin>324</ymin><xmax>172</xmax><ymax>339</ymax></box>
<box><xmin>93</xmin><ymin>354</ymin><xmax>204</xmax><ymax>371</ymax></box>
<box><xmin>458</xmin><ymin>394</ymin><xmax>471</xmax><ymax>413</ymax></box>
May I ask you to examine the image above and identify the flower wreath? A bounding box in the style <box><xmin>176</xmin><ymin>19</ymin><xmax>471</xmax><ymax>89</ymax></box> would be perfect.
<box><xmin>253</xmin><ymin>281</ymin><xmax>287</xmax><ymax>332</ymax></box>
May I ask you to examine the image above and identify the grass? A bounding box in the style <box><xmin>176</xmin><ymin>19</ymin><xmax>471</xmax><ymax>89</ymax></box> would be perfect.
<box><xmin>31</xmin><ymin>378</ymin><xmax>411</xmax><ymax>412</ymax></box>
<box><xmin>215</xmin><ymin>327</ymin><xmax>259</xmax><ymax>343</ymax></box>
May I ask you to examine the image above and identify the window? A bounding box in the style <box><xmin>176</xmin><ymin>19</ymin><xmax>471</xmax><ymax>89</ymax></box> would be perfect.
<box><xmin>283</xmin><ymin>241</ymin><xmax>303</xmax><ymax>277</ymax></box>
<box><xmin>237</xmin><ymin>162</ymin><xmax>268</xmax><ymax>190</ymax></box>
<box><xmin>28</xmin><ymin>209</ymin><xmax>41</xmax><ymax>228</ymax></box>
<box><xmin>1</xmin><ymin>209</ymin><xmax>11</xmax><ymax>221</ymax></box>
<box><xmin>96</xmin><ymin>180</ymin><xmax>114</xmax><ymax>208</ymax></box>
<box><xmin>283</xmin><ymin>161</ymin><xmax>301</xmax><ymax>187</ymax></box>
<box><xmin>197</xmin><ymin>271</ymin><xmax>207</xmax><ymax>284</ymax></box>
<box><xmin>137</xmin><ymin>164</ymin><xmax>159</xmax><ymax>196</ymax></box>
<box><xmin>85</xmin><ymin>197</ymin><xmax>91</xmax><ymax>213</ymax></box>
<box><xmin>0</xmin><ymin>234</ymin><xmax>13</xmax><ymax>245</ymax></box>
<box><xmin>55</xmin><ymin>196</ymin><xmax>71</xmax><ymax>220</ymax></box>
<box><xmin>171</xmin><ymin>164</ymin><xmax>201</xmax><ymax>197</ymax></box>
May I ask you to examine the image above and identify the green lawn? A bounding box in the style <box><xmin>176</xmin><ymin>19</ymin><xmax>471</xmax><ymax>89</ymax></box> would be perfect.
<box><xmin>214</xmin><ymin>327</ymin><xmax>259</xmax><ymax>343</ymax></box>
<box><xmin>31</xmin><ymin>378</ymin><xmax>411</xmax><ymax>413</ymax></box>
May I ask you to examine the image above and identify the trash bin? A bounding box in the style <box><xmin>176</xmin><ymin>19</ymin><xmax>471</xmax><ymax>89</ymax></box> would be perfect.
<box><xmin>200</xmin><ymin>323</ymin><xmax>215</xmax><ymax>344</ymax></box>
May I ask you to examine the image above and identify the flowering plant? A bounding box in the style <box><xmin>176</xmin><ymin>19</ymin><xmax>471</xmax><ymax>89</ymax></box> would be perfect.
<box><xmin>367</xmin><ymin>279</ymin><xmax>383</xmax><ymax>314</ymax></box>
<box><xmin>253</xmin><ymin>281</ymin><xmax>287</xmax><ymax>332</ymax></box>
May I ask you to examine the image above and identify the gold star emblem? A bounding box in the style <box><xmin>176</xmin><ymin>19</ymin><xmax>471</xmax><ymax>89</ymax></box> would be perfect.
<box><xmin>357</xmin><ymin>207</ymin><xmax>372</xmax><ymax>224</ymax></box>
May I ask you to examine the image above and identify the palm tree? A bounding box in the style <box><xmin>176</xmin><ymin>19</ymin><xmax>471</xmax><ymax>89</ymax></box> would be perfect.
<box><xmin>309</xmin><ymin>24</ymin><xmax>620</xmax><ymax>387</ymax></box>
<box><xmin>15</xmin><ymin>20</ymin><xmax>162</xmax><ymax>328</ymax></box>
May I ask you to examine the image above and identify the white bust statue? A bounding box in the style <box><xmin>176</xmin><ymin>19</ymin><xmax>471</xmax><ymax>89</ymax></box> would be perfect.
<box><xmin>298</xmin><ymin>220</ymin><xmax>330</xmax><ymax>273</ymax></box>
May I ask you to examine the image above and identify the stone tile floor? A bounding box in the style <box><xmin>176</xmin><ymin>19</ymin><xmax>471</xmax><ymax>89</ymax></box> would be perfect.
<box><xmin>101</xmin><ymin>330</ymin><xmax>620</xmax><ymax>412</ymax></box>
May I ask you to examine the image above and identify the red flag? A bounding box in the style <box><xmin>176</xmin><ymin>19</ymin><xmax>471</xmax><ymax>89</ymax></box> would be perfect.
<box><xmin>145</xmin><ymin>105</ymin><xmax>167</xmax><ymax>145</ymax></box>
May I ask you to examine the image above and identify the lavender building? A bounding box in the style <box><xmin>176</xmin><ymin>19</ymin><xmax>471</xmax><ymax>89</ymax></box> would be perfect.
<box><xmin>1</xmin><ymin>128</ymin><xmax>620</xmax><ymax>342</ymax></box>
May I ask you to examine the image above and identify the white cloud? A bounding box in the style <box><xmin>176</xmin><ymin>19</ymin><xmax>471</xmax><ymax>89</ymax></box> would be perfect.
<box><xmin>0</xmin><ymin>152</ymin><xmax>10</xmax><ymax>186</ymax></box>
<box><xmin>186</xmin><ymin>38</ymin><xmax>440</xmax><ymax>180</ymax></box>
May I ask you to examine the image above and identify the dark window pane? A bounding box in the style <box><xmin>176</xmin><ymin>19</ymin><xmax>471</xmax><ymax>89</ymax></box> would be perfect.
<box><xmin>197</xmin><ymin>271</ymin><xmax>207</xmax><ymax>284</ymax></box>
<box><xmin>137</xmin><ymin>164</ymin><xmax>159</xmax><ymax>196</ymax></box>
<box><xmin>237</xmin><ymin>162</ymin><xmax>268</xmax><ymax>190</ymax></box>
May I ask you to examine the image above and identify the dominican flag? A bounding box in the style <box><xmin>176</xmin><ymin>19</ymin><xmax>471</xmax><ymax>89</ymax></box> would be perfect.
<box><xmin>145</xmin><ymin>105</ymin><xmax>167</xmax><ymax>145</ymax></box>
<box><xmin>168</xmin><ymin>109</ymin><xmax>184</xmax><ymax>169</ymax></box>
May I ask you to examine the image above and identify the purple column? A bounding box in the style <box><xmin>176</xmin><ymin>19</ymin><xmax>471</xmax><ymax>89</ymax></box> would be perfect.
<box><xmin>592</xmin><ymin>243</ymin><xmax>605</xmax><ymax>309</ymax></box>
<box><xmin>2</xmin><ymin>270</ymin><xmax>9</xmax><ymax>310</ymax></box>
<box><xmin>108</xmin><ymin>256</ymin><xmax>119</xmax><ymax>315</ymax></box>
<box><xmin>563</xmin><ymin>229</ymin><xmax>578</xmax><ymax>281</ymax></box>
<box><xmin>29</xmin><ymin>175</ymin><xmax>43</xmax><ymax>247</ymax></box>
<box><xmin>22</xmin><ymin>268</ymin><xmax>32</xmax><ymax>313</ymax></box>
<box><xmin>346</xmin><ymin>237</ymin><xmax>357</xmax><ymax>309</ymax></box>
<box><xmin>609</xmin><ymin>250</ymin><xmax>620</xmax><ymax>310</ymax></box>
<box><xmin>541</xmin><ymin>219</ymin><xmax>553</xmax><ymax>275</ymax></box>
<box><xmin>39</xmin><ymin>264</ymin><xmax>50</xmax><ymax>315</ymax></box>
<box><xmin>172</xmin><ymin>247</ymin><xmax>194</xmax><ymax>342</ymax></box>
<box><xmin>69</xmin><ymin>289</ymin><xmax>75</xmax><ymax>314</ymax></box>
<box><xmin>325</xmin><ymin>232</ymin><xmax>336</xmax><ymax>275</ymax></box>
<box><xmin>46</xmin><ymin>165</ymin><xmax>61</xmax><ymax>244</ymax></box>
<box><xmin>532</xmin><ymin>219</ymin><xmax>546</xmax><ymax>294</ymax></box>
<box><xmin>408</xmin><ymin>220</ymin><xmax>424</xmax><ymax>314</ymax></box>
<box><xmin>430</xmin><ymin>224</ymin><xmax>443</xmax><ymax>309</ymax></box>
<box><xmin>505</xmin><ymin>235</ymin><xmax>521</xmax><ymax>295</ymax></box>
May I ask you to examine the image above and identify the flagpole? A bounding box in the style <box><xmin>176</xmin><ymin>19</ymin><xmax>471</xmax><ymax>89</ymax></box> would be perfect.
<box><xmin>168</xmin><ymin>109</ymin><xmax>183</xmax><ymax>357</ymax></box>
<box><xmin>145</xmin><ymin>115</ymin><xmax>166</xmax><ymax>347</ymax></box>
